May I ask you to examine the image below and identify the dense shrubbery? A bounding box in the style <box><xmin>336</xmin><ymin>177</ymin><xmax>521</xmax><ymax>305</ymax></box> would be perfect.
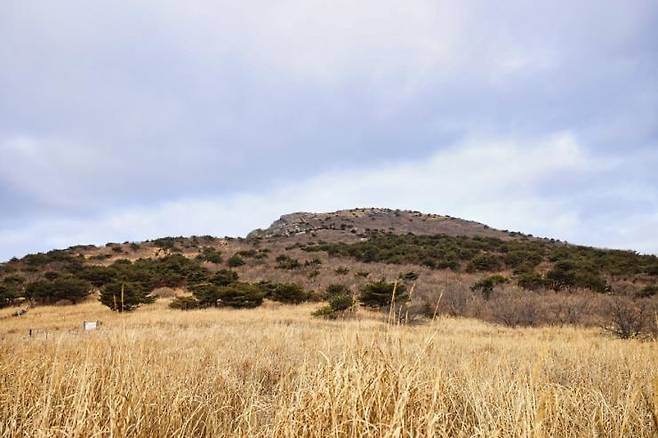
<box><xmin>9</xmin><ymin>254</ymin><xmax>215</xmax><ymax>310</ymax></box>
<box><xmin>25</xmin><ymin>277</ymin><xmax>92</xmax><ymax>304</ymax></box>
<box><xmin>170</xmin><ymin>271</ymin><xmax>309</xmax><ymax>309</ymax></box>
<box><xmin>1</xmin><ymin>256</ymin><xmax>140</xmax><ymax>307</ymax></box>
<box><xmin>545</xmin><ymin>260</ymin><xmax>608</xmax><ymax>292</ymax></box>
<box><xmin>302</xmin><ymin>232</ymin><xmax>656</xmax><ymax>293</ymax></box>
<box><xmin>0</xmin><ymin>275</ymin><xmax>24</xmax><ymax>307</ymax></box>
<box><xmin>104</xmin><ymin>255</ymin><xmax>211</xmax><ymax>289</ymax></box>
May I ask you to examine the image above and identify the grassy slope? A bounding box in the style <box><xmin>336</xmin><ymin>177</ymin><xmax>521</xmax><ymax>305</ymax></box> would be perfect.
<box><xmin>1</xmin><ymin>299</ymin><xmax>657</xmax><ymax>437</ymax></box>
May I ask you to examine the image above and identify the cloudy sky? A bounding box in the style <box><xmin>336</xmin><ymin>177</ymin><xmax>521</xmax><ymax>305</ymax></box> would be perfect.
<box><xmin>1</xmin><ymin>0</ymin><xmax>657</xmax><ymax>260</ymax></box>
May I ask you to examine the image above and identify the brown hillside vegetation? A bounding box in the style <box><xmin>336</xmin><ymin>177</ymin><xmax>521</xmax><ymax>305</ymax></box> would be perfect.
<box><xmin>2</xmin><ymin>208</ymin><xmax>657</xmax><ymax>334</ymax></box>
<box><xmin>1</xmin><ymin>300</ymin><xmax>657</xmax><ymax>437</ymax></box>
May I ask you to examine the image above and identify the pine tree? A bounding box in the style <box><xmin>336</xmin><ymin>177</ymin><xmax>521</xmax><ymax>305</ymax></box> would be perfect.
<box><xmin>100</xmin><ymin>281</ymin><xmax>155</xmax><ymax>312</ymax></box>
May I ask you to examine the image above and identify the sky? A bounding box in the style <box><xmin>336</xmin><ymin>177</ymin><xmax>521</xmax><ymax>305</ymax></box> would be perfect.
<box><xmin>1</xmin><ymin>0</ymin><xmax>658</xmax><ymax>261</ymax></box>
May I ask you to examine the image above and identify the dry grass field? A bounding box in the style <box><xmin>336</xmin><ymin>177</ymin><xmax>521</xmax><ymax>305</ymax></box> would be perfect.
<box><xmin>1</xmin><ymin>300</ymin><xmax>657</xmax><ymax>437</ymax></box>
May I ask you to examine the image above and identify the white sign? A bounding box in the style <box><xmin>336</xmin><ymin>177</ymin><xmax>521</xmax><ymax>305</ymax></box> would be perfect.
<box><xmin>83</xmin><ymin>321</ymin><xmax>98</xmax><ymax>331</ymax></box>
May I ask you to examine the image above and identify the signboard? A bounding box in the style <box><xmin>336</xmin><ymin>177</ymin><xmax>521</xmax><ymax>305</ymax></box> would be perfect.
<box><xmin>83</xmin><ymin>321</ymin><xmax>99</xmax><ymax>331</ymax></box>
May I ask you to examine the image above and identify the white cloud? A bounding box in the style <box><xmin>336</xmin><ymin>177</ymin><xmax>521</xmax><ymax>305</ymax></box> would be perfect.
<box><xmin>3</xmin><ymin>132</ymin><xmax>656</xmax><ymax>260</ymax></box>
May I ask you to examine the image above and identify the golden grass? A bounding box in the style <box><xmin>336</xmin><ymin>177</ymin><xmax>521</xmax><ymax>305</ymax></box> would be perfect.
<box><xmin>1</xmin><ymin>300</ymin><xmax>657</xmax><ymax>437</ymax></box>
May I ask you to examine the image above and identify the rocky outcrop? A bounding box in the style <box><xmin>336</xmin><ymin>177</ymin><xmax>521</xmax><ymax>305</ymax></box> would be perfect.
<box><xmin>247</xmin><ymin>208</ymin><xmax>523</xmax><ymax>240</ymax></box>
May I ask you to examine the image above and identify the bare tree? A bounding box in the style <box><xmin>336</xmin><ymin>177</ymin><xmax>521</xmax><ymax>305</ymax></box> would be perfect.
<box><xmin>602</xmin><ymin>297</ymin><xmax>654</xmax><ymax>339</ymax></box>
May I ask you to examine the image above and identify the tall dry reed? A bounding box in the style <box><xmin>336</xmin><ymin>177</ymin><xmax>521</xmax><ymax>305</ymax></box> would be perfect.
<box><xmin>0</xmin><ymin>300</ymin><xmax>656</xmax><ymax>437</ymax></box>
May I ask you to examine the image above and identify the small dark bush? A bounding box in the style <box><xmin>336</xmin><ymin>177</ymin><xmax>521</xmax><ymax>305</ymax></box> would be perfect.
<box><xmin>504</xmin><ymin>251</ymin><xmax>542</xmax><ymax>269</ymax></box>
<box><xmin>169</xmin><ymin>296</ymin><xmax>200</xmax><ymax>310</ymax></box>
<box><xmin>227</xmin><ymin>255</ymin><xmax>246</xmax><ymax>267</ymax></box>
<box><xmin>516</xmin><ymin>272</ymin><xmax>548</xmax><ymax>291</ymax></box>
<box><xmin>313</xmin><ymin>286</ymin><xmax>354</xmax><ymax>319</ymax></box>
<box><xmin>216</xmin><ymin>283</ymin><xmax>266</xmax><ymax>308</ymax></box>
<box><xmin>265</xmin><ymin>283</ymin><xmax>310</xmax><ymax>304</ymax></box>
<box><xmin>637</xmin><ymin>285</ymin><xmax>658</xmax><ymax>298</ymax></box>
<box><xmin>471</xmin><ymin>275</ymin><xmax>508</xmax><ymax>300</ymax></box>
<box><xmin>191</xmin><ymin>282</ymin><xmax>265</xmax><ymax>308</ymax></box>
<box><xmin>400</xmin><ymin>271</ymin><xmax>418</xmax><ymax>281</ymax></box>
<box><xmin>328</xmin><ymin>292</ymin><xmax>353</xmax><ymax>312</ymax></box>
<box><xmin>466</xmin><ymin>253</ymin><xmax>502</xmax><ymax>272</ymax></box>
<box><xmin>304</xmin><ymin>258</ymin><xmax>322</xmax><ymax>267</ymax></box>
<box><xmin>311</xmin><ymin>305</ymin><xmax>337</xmax><ymax>319</ymax></box>
<box><xmin>152</xmin><ymin>237</ymin><xmax>177</xmax><ymax>250</ymax></box>
<box><xmin>275</xmin><ymin>255</ymin><xmax>300</xmax><ymax>270</ymax></box>
<box><xmin>196</xmin><ymin>247</ymin><xmax>223</xmax><ymax>264</ymax></box>
<box><xmin>359</xmin><ymin>280</ymin><xmax>408</xmax><ymax>308</ymax></box>
<box><xmin>325</xmin><ymin>284</ymin><xmax>350</xmax><ymax>297</ymax></box>
<box><xmin>546</xmin><ymin>260</ymin><xmax>608</xmax><ymax>292</ymax></box>
<box><xmin>44</xmin><ymin>271</ymin><xmax>60</xmax><ymax>280</ymax></box>
<box><xmin>237</xmin><ymin>249</ymin><xmax>257</xmax><ymax>258</ymax></box>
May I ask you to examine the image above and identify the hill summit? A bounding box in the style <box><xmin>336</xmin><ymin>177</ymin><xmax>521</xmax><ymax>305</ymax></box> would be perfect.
<box><xmin>247</xmin><ymin>208</ymin><xmax>528</xmax><ymax>241</ymax></box>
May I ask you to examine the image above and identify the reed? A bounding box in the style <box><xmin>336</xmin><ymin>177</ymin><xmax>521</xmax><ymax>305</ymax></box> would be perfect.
<box><xmin>0</xmin><ymin>300</ymin><xmax>656</xmax><ymax>437</ymax></box>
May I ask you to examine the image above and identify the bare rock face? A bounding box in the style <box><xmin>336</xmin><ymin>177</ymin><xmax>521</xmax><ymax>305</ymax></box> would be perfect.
<box><xmin>247</xmin><ymin>208</ymin><xmax>520</xmax><ymax>240</ymax></box>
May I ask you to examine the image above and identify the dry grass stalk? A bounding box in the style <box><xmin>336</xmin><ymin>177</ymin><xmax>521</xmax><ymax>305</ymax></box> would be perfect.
<box><xmin>0</xmin><ymin>300</ymin><xmax>656</xmax><ymax>437</ymax></box>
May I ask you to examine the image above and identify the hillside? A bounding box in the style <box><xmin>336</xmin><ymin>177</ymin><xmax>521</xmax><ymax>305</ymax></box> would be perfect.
<box><xmin>1</xmin><ymin>208</ymin><xmax>657</xmax><ymax>333</ymax></box>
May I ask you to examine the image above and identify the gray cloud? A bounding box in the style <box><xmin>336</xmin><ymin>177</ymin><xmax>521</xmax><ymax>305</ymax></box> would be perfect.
<box><xmin>0</xmin><ymin>0</ymin><xmax>657</xmax><ymax>259</ymax></box>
